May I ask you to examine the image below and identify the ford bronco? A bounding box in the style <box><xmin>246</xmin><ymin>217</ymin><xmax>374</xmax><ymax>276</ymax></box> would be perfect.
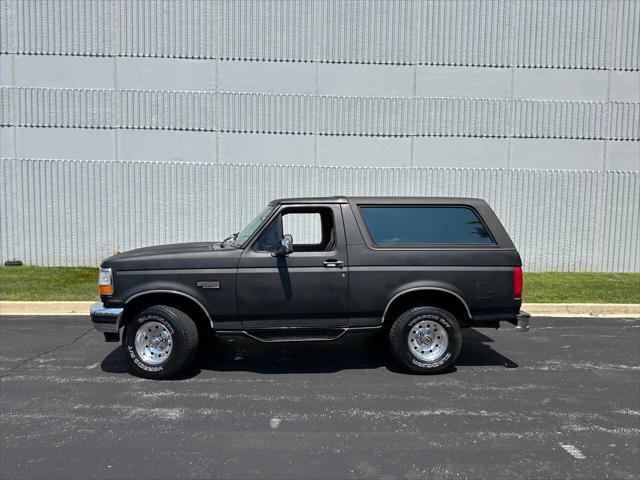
<box><xmin>90</xmin><ymin>196</ymin><xmax>530</xmax><ymax>379</ymax></box>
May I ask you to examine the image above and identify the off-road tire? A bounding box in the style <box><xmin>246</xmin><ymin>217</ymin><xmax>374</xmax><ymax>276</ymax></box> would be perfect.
<box><xmin>123</xmin><ymin>305</ymin><xmax>199</xmax><ymax>380</ymax></box>
<box><xmin>388</xmin><ymin>306</ymin><xmax>462</xmax><ymax>374</ymax></box>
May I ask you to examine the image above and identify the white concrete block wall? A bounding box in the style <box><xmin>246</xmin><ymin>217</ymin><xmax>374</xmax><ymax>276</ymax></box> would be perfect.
<box><xmin>0</xmin><ymin>0</ymin><xmax>638</xmax><ymax>269</ymax></box>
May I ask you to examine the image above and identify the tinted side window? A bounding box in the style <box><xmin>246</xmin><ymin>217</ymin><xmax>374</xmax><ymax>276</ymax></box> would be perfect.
<box><xmin>359</xmin><ymin>206</ymin><xmax>493</xmax><ymax>245</ymax></box>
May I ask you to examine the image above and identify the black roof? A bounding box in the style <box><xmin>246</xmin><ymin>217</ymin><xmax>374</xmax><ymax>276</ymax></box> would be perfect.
<box><xmin>270</xmin><ymin>196</ymin><xmax>487</xmax><ymax>205</ymax></box>
<box><xmin>270</xmin><ymin>196</ymin><xmax>347</xmax><ymax>204</ymax></box>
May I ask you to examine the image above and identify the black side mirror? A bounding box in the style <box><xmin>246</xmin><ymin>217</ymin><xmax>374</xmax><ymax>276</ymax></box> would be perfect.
<box><xmin>272</xmin><ymin>234</ymin><xmax>293</xmax><ymax>257</ymax></box>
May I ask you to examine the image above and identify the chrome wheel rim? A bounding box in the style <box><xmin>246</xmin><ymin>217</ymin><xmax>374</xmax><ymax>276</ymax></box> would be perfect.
<box><xmin>134</xmin><ymin>321</ymin><xmax>173</xmax><ymax>365</ymax></box>
<box><xmin>408</xmin><ymin>319</ymin><xmax>448</xmax><ymax>362</ymax></box>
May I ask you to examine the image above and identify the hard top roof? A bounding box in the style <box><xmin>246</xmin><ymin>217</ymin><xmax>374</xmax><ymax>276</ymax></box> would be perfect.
<box><xmin>269</xmin><ymin>196</ymin><xmax>487</xmax><ymax>205</ymax></box>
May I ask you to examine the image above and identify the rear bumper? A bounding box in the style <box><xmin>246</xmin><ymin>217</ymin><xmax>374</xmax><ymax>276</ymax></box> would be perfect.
<box><xmin>90</xmin><ymin>301</ymin><xmax>123</xmax><ymax>333</ymax></box>
<box><xmin>516</xmin><ymin>310</ymin><xmax>531</xmax><ymax>332</ymax></box>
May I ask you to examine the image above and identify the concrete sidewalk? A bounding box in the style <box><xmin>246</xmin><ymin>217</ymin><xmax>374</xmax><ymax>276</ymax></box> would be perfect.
<box><xmin>1</xmin><ymin>301</ymin><xmax>639</xmax><ymax>317</ymax></box>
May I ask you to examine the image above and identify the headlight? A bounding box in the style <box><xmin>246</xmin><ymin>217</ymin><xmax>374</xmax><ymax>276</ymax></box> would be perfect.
<box><xmin>98</xmin><ymin>267</ymin><xmax>113</xmax><ymax>296</ymax></box>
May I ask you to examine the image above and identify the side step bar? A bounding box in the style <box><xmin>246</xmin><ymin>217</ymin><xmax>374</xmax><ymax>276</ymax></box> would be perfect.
<box><xmin>217</xmin><ymin>328</ymin><xmax>348</xmax><ymax>343</ymax></box>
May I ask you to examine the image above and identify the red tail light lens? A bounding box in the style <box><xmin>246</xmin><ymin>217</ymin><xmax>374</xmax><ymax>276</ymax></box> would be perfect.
<box><xmin>513</xmin><ymin>266</ymin><xmax>523</xmax><ymax>299</ymax></box>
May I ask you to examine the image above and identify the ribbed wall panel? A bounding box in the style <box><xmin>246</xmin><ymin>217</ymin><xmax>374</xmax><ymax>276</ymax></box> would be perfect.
<box><xmin>506</xmin><ymin>169</ymin><xmax>607</xmax><ymax>272</ymax></box>
<box><xmin>415</xmin><ymin>97</ymin><xmax>510</xmax><ymax>138</ymax></box>
<box><xmin>413</xmin><ymin>0</ymin><xmax>512</xmax><ymax>67</ymax></box>
<box><xmin>119</xmin><ymin>0</ymin><xmax>217</xmax><ymax>58</ymax></box>
<box><xmin>10</xmin><ymin>0</ymin><xmax>113</xmax><ymax>56</ymax></box>
<box><xmin>610</xmin><ymin>0</ymin><xmax>640</xmax><ymax>71</ymax></box>
<box><xmin>1</xmin><ymin>158</ymin><xmax>638</xmax><ymax>271</ymax></box>
<box><xmin>512</xmin><ymin>0</ymin><xmax>610</xmax><ymax>69</ymax></box>
<box><xmin>219</xmin><ymin>0</ymin><xmax>314</xmax><ymax>61</ymax></box>
<box><xmin>219</xmin><ymin>92</ymin><xmax>314</xmax><ymax>134</ymax></box>
<box><xmin>512</xmin><ymin>100</ymin><xmax>607</xmax><ymax>140</ymax></box>
<box><xmin>0</xmin><ymin>86</ymin><xmax>10</xmax><ymax>125</ymax></box>
<box><xmin>5</xmin><ymin>87</ymin><xmax>114</xmax><ymax>128</ymax></box>
<box><xmin>316</xmin><ymin>0</ymin><xmax>414</xmax><ymax>64</ymax></box>
<box><xmin>1</xmin><ymin>0</ymin><xmax>638</xmax><ymax>70</ymax></box>
<box><xmin>609</xmin><ymin>102</ymin><xmax>640</xmax><ymax>141</ymax></box>
<box><xmin>0</xmin><ymin>0</ymin><xmax>12</xmax><ymax>54</ymax></box>
<box><xmin>3</xmin><ymin>87</ymin><xmax>639</xmax><ymax>141</ymax></box>
<box><xmin>601</xmin><ymin>171</ymin><xmax>640</xmax><ymax>272</ymax></box>
<box><xmin>317</xmin><ymin>96</ymin><xmax>412</xmax><ymax>136</ymax></box>
<box><xmin>118</xmin><ymin>90</ymin><xmax>217</xmax><ymax>131</ymax></box>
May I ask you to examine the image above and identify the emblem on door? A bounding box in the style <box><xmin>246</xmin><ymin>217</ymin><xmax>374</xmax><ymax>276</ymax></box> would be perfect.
<box><xmin>197</xmin><ymin>281</ymin><xmax>220</xmax><ymax>289</ymax></box>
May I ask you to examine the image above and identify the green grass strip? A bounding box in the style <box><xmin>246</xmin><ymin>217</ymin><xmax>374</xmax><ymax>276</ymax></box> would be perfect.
<box><xmin>522</xmin><ymin>272</ymin><xmax>639</xmax><ymax>303</ymax></box>
<box><xmin>0</xmin><ymin>266</ymin><xmax>98</xmax><ymax>301</ymax></box>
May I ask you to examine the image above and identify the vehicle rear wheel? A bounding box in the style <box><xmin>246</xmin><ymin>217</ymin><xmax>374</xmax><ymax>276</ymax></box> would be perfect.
<box><xmin>123</xmin><ymin>305</ymin><xmax>199</xmax><ymax>380</ymax></box>
<box><xmin>388</xmin><ymin>306</ymin><xmax>462</xmax><ymax>374</ymax></box>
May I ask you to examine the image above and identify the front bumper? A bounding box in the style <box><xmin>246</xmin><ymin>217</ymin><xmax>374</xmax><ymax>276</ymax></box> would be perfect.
<box><xmin>90</xmin><ymin>301</ymin><xmax>123</xmax><ymax>333</ymax></box>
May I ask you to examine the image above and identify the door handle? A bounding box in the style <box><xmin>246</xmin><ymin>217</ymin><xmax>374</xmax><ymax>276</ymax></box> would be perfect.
<box><xmin>323</xmin><ymin>260</ymin><xmax>344</xmax><ymax>269</ymax></box>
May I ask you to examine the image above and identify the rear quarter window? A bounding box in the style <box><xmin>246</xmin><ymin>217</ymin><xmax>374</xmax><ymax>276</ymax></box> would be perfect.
<box><xmin>359</xmin><ymin>206</ymin><xmax>494</xmax><ymax>245</ymax></box>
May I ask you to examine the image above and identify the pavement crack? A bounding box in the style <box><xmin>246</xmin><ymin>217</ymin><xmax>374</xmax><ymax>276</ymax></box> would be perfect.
<box><xmin>0</xmin><ymin>327</ymin><xmax>93</xmax><ymax>378</ymax></box>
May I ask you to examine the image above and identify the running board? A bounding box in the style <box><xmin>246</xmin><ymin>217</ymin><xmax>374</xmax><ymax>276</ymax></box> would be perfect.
<box><xmin>218</xmin><ymin>328</ymin><xmax>348</xmax><ymax>342</ymax></box>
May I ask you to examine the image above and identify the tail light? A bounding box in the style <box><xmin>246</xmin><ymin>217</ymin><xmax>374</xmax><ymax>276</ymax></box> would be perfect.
<box><xmin>513</xmin><ymin>266</ymin><xmax>523</xmax><ymax>299</ymax></box>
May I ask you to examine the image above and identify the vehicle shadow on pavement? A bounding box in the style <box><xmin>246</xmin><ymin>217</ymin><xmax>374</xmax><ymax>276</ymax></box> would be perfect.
<box><xmin>457</xmin><ymin>329</ymin><xmax>519</xmax><ymax>369</ymax></box>
<box><xmin>100</xmin><ymin>329</ymin><xmax>517</xmax><ymax>378</ymax></box>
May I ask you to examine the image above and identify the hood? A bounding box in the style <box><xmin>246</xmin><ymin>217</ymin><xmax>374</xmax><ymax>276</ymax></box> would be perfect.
<box><xmin>112</xmin><ymin>242</ymin><xmax>213</xmax><ymax>259</ymax></box>
<box><xmin>100</xmin><ymin>241</ymin><xmax>246</xmax><ymax>271</ymax></box>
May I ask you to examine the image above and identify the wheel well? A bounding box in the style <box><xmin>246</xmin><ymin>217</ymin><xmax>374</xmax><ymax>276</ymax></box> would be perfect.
<box><xmin>383</xmin><ymin>289</ymin><xmax>471</xmax><ymax>328</ymax></box>
<box><xmin>120</xmin><ymin>293</ymin><xmax>212</xmax><ymax>334</ymax></box>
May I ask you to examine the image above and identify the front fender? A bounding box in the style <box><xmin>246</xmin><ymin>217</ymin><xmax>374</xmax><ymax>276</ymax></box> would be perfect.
<box><xmin>104</xmin><ymin>270</ymin><xmax>238</xmax><ymax>328</ymax></box>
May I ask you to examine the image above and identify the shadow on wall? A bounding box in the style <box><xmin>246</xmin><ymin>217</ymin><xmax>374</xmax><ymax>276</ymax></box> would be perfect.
<box><xmin>100</xmin><ymin>329</ymin><xmax>518</xmax><ymax>379</ymax></box>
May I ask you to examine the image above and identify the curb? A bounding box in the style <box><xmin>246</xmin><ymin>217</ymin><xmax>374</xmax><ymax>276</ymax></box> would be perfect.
<box><xmin>1</xmin><ymin>301</ymin><xmax>93</xmax><ymax>316</ymax></box>
<box><xmin>523</xmin><ymin>303</ymin><xmax>640</xmax><ymax>317</ymax></box>
<box><xmin>1</xmin><ymin>301</ymin><xmax>639</xmax><ymax>318</ymax></box>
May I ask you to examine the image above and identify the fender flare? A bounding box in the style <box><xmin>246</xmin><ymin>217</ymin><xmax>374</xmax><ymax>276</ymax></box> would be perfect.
<box><xmin>123</xmin><ymin>290</ymin><xmax>214</xmax><ymax>329</ymax></box>
<box><xmin>381</xmin><ymin>286</ymin><xmax>472</xmax><ymax>324</ymax></box>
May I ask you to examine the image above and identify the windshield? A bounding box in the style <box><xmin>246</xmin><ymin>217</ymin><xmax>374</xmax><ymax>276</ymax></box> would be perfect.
<box><xmin>232</xmin><ymin>205</ymin><xmax>275</xmax><ymax>247</ymax></box>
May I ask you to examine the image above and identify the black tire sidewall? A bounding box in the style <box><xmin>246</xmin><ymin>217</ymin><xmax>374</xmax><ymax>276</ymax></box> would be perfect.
<box><xmin>124</xmin><ymin>307</ymin><xmax>188</xmax><ymax>377</ymax></box>
<box><xmin>391</xmin><ymin>307</ymin><xmax>462</xmax><ymax>373</ymax></box>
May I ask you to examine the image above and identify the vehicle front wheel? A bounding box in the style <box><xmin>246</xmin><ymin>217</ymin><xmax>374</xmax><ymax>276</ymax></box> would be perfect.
<box><xmin>123</xmin><ymin>305</ymin><xmax>199</xmax><ymax>380</ymax></box>
<box><xmin>388</xmin><ymin>306</ymin><xmax>462</xmax><ymax>374</ymax></box>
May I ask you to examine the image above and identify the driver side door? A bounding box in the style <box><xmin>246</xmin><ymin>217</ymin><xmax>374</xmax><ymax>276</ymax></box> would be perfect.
<box><xmin>236</xmin><ymin>204</ymin><xmax>349</xmax><ymax>328</ymax></box>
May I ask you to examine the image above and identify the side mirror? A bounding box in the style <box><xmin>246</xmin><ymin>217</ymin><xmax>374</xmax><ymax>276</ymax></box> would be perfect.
<box><xmin>272</xmin><ymin>234</ymin><xmax>294</xmax><ymax>257</ymax></box>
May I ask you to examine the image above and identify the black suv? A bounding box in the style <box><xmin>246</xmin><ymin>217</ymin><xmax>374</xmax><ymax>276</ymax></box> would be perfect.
<box><xmin>90</xmin><ymin>196</ymin><xmax>529</xmax><ymax>379</ymax></box>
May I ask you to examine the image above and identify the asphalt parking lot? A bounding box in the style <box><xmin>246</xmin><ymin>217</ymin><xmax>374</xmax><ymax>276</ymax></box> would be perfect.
<box><xmin>1</xmin><ymin>315</ymin><xmax>638</xmax><ymax>480</ymax></box>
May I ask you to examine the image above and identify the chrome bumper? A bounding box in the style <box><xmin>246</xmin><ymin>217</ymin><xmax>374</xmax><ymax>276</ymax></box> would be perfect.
<box><xmin>90</xmin><ymin>301</ymin><xmax>123</xmax><ymax>333</ymax></box>
<box><xmin>516</xmin><ymin>310</ymin><xmax>531</xmax><ymax>332</ymax></box>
